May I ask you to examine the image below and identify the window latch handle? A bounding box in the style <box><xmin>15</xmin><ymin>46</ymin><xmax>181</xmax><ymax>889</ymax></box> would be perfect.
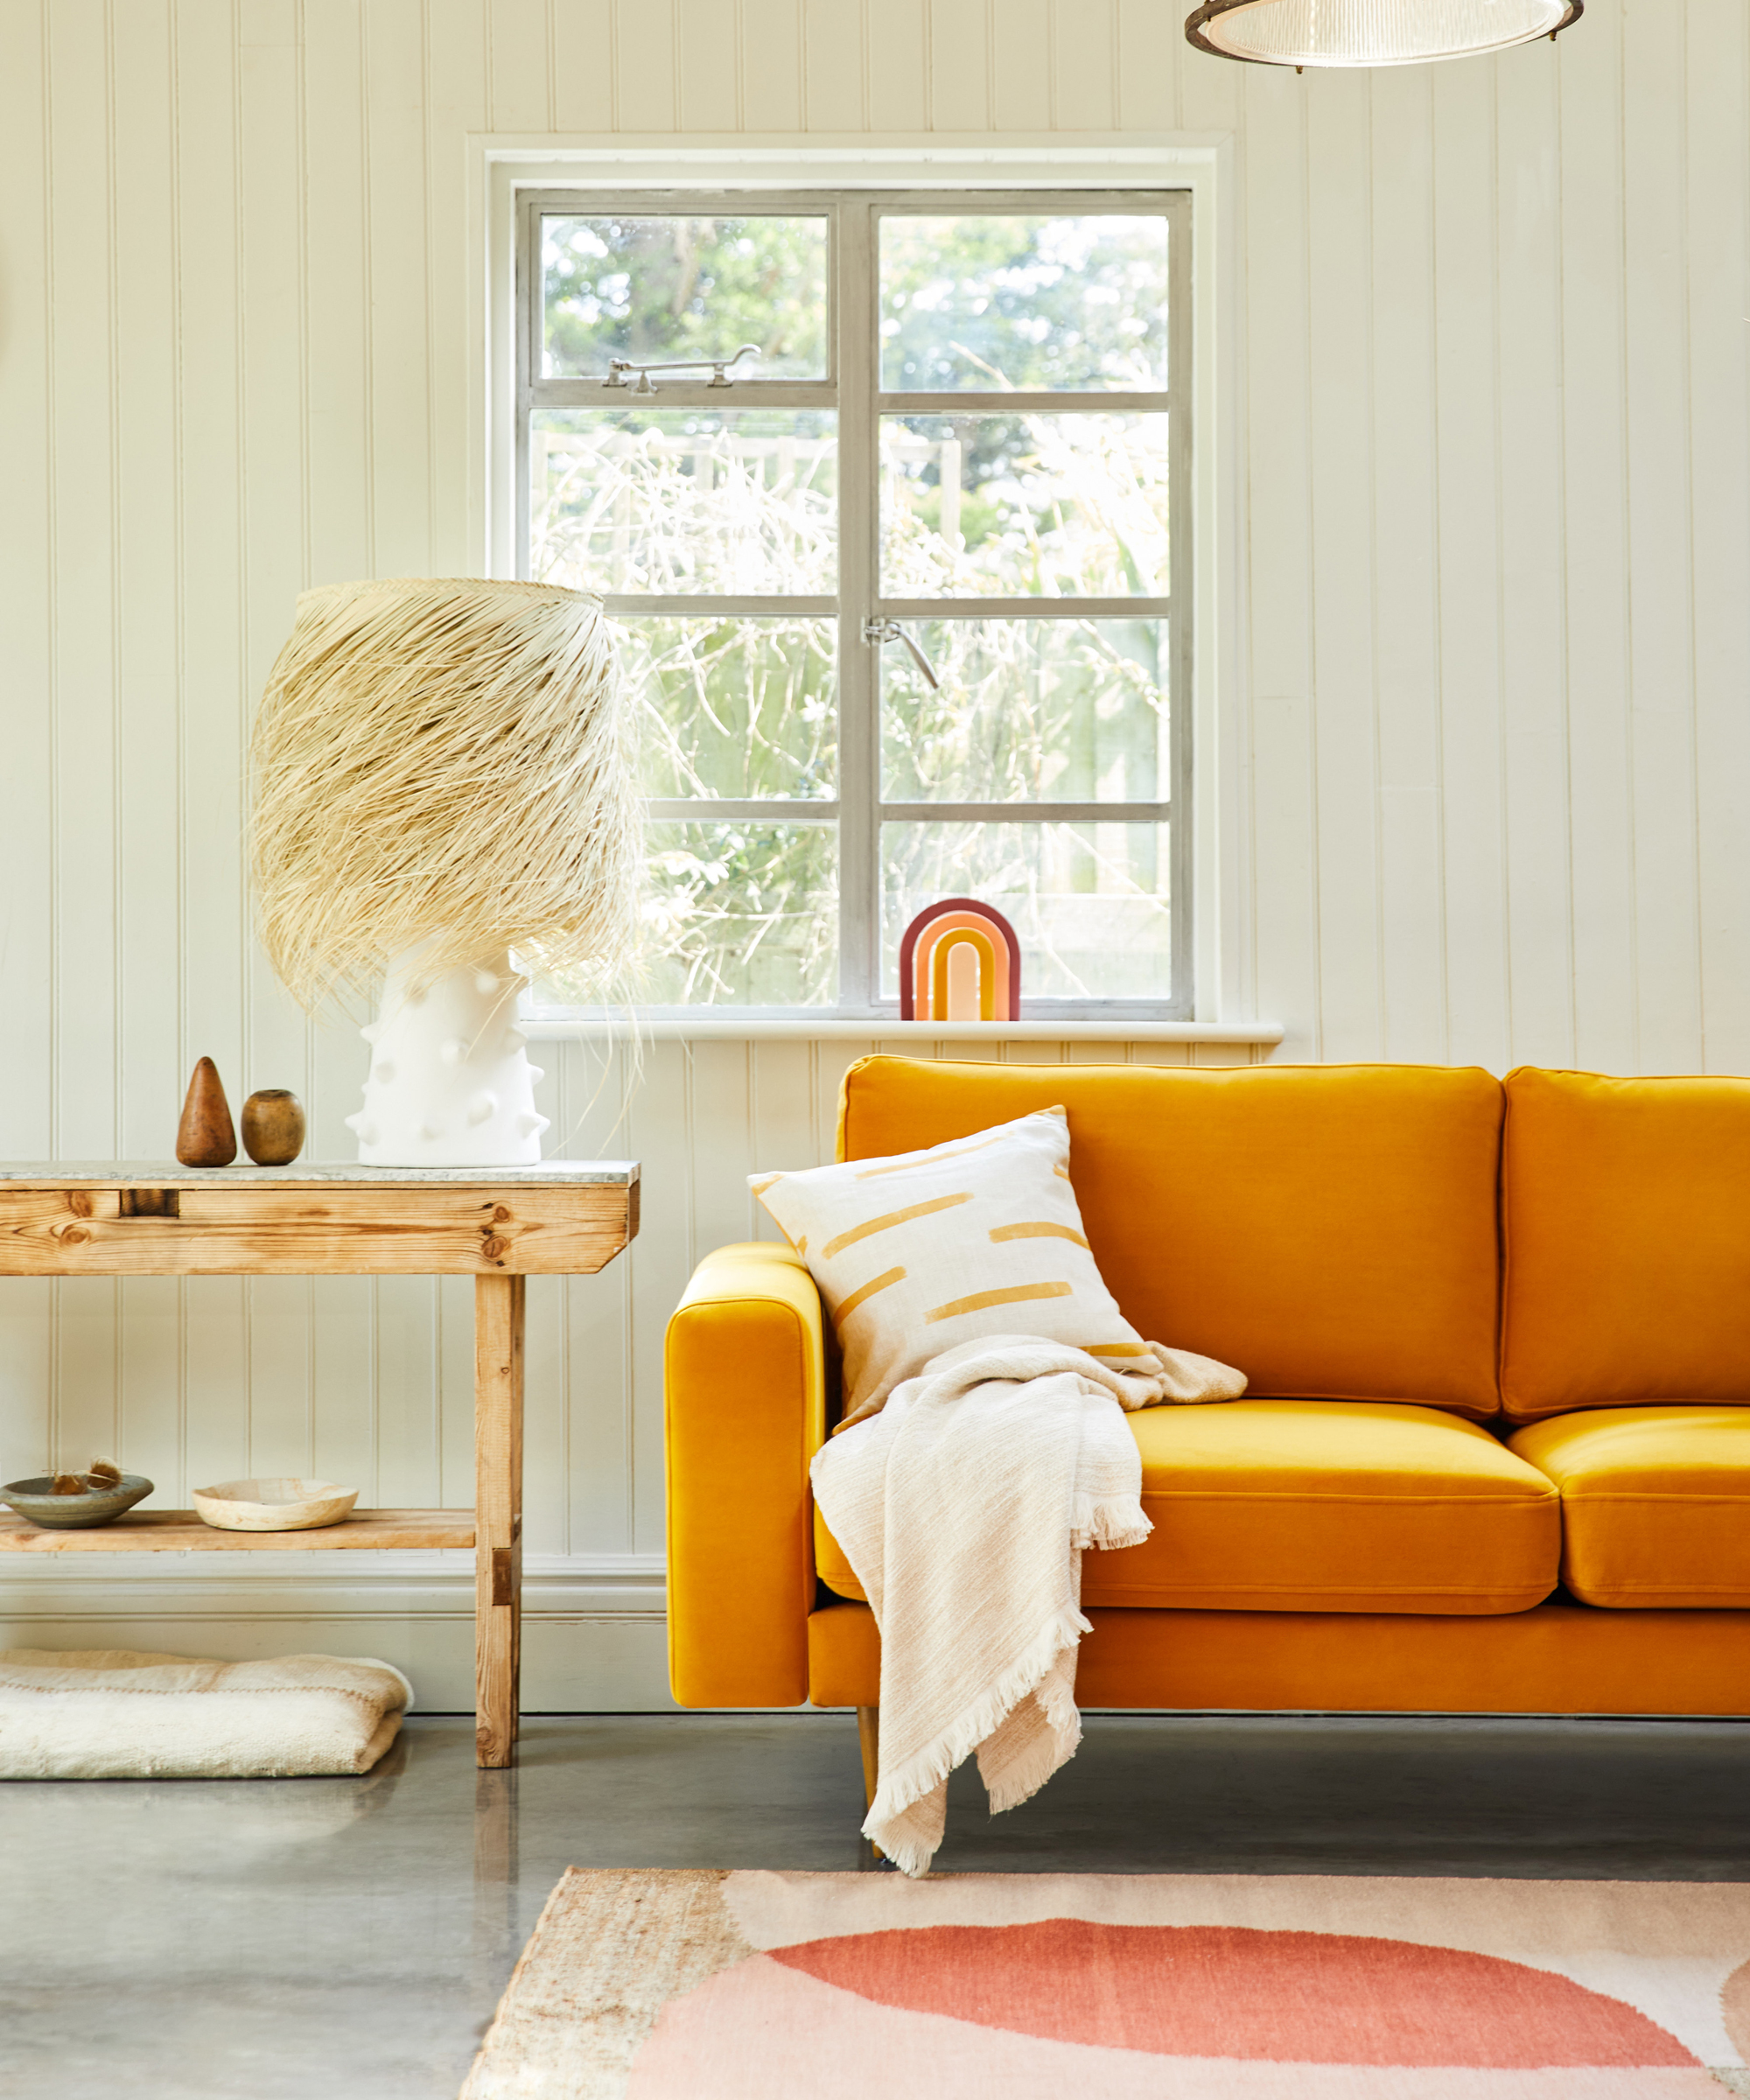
<box><xmin>602</xmin><ymin>344</ymin><xmax>762</xmax><ymax>394</ymax></box>
<box><xmin>862</xmin><ymin>618</ymin><xmax>941</xmax><ymax>691</ymax></box>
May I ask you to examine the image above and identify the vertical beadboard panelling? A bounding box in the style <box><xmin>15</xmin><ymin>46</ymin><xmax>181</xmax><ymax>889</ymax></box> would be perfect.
<box><xmin>803</xmin><ymin>0</ymin><xmax>864</xmax><ymax>130</ymax></box>
<box><xmin>1304</xmin><ymin>74</ymin><xmax>1383</xmax><ymax>1061</ymax></box>
<box><xmin>438</xmin><ymin>1271</ymin><xmax>475</xmax><ymax>1508</ymax></box>
<box><xmin>304</xmin><ymin>1</ymin><xmax>373</xmax><ymax>583</ymax></box>
<box><xmin>928</xmin><ymin>0</ymin><xmax>990</xmax><ymax>130</ymax></box>
<box><xmin>1049</xmin><ymin>0</ymin><xmax>1116</xmax><ymax>131</ymax></box>
<box><xmin>551</xmin><ymin>0</ymin><xmax>616</xmax><ymax>133</ymax></box>
<box><xmin>238</xmin><ymin>6</ymin><xmax>318</xmax><ymax>1489</ymax></box>
<box><xmin>1368</xmin><ymin>68</ymin><xmax>1447</xmax><ymax>1063</ymax></box>
<box><xmin>677</xmin><ymin>0</ymin><xmax>740</xmax><ymax>130</ymax></box>
<box><xmin>0</xmin><ymin>4</ymin><xmax>52</xmax><ymax>1533</ymax></box>
<box><xmin>741</xmin><ymin>0</ymin><xmax>803</xmax><ymax>132</ymax></box>
<box><xmin>1557</xmin><ymin>12</ymin><xmax>1636</xmax><ymax>1072</ymax></box>
<box><xmin>1494</xmin><ymin>52</ymin><xmax>1574</xmax><ymax>1068</ymax></box>
<box><xmin>0</xmin><ymin>6</ymin><xmax>53</xmax><ymax>1177</ymax></box>
<box><xmin>688</xmin><ymin>1042</ymin><xmax>755</xmax><ymax>1250</ymax></box>
<box><xmin>172</xmin><ymin>0</ymin><xmax>250</xmax><ymax>1494</ymax></box>
<box><xmin>994</xmin><ymin>0</ymin><xmax>1050</xmax><ymax>131</ymax></box>
<box><xmin>427</xmin><ymin>0</ymin><xmax>488</xmax><ymax>570</ymax></box>
<box><xmin>1620</xmin><ymin>0</ymin><xmax>1703</xmax><ymax>1073</ymax></box>
<box><xmin>864</xmin><ymin>0</ymin><xmax>925</xmax><ymax>129</ymax></box>
<box><xmin>489</xmin><ymin>0</ymin><xmax>551</xmax><ymax>132</ymax></box>
<box><xmin>750</xmin><ymin>1040</ymin><xmax>825</xmax><ymax>1242</ymax></box>
<box><xmin>115</xmin><ymin>2</ymin><xmax>185</xmax><ymax>1160</ymax></box>
<box><xmin>816</xmin><ymin>1041</ymin><xmax>873</xmax><ymax>1158</ymax></box>
<box><xmin>111</xmin><ymin>1</ymin><xmax>187</xmax><ymax>1488</ymax></box>
<box><xmin>1240</xmin><ymin>68</ymin><xmax>1320</xmax><ymax>1062</ymax></box>
<box><xmin>556</xmin><ymin>1038</ymin><xmax>634</xmax><ymax>1553</ymax></box>
<box><xmin>365</xmin><ymin>0</ymin><xmax>437</xmax><ymax>577</ymax></box>
<box><xmin>312</xmin><ymin>1275</ymin><xmax>378</xmax><ymax>1505</ymax></box>
<box><xmin>374</xmin><ymin>1274</ymin><xmax>440</xmax><ymax>1507</ymax></box>
<box><xmin>48</xmin><ymin>0</ymin><xmax>120</xmax><ymax>1172</ymax></box>
<box><xmin>1115</xmin><ymin>0</ymin><xmax>1180</xmax><ymax>132</ymax></box>
<box><xmin>522</xmin><ymin>1045</ymin><xmax>570</xmax><ymax>1549</ymax></box>
<box><xmin>1431</xmin><ymin>60</ymin><xmax>1510</xmax><ymax>1070</ymax></box>
<box><xmin>1177</xmin><ymin>25</ymin><xmax>1239</xmax><ymax>133</ymax></box>
<box><xmin>625</xmin><ymin>1042</ymin><xmax>694</xmax><ymax>1554</ymax></box>
<box><xmin>1684</xmin><ymin>0</ymin><xmax>1750</xmax><ymax>1068</ymax></box>
<box><xmin>615</xmin><ymin>0</ymin><xmax>677</xmax><ymax>130</ymax></box>
<box><xmin>739</xmin><ymin>0</ymin><xmax>810</xmax><ymax>131</ymax></box>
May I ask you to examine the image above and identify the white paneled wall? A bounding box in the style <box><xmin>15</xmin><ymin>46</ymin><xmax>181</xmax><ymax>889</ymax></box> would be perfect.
<box><xmin>1</xmin><ymin>0</ymin><xmax>1745</xmax><ymax>1698</ymax></box>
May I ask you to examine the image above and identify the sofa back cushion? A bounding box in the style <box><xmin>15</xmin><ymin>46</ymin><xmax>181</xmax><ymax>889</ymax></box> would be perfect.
<box><xmin>837</xmin><ymin>1058</ymin><xmax>1504</xmax><ymax>1419</ymax></box>
<box><xmin>1501</xmin><ymin>1068</ymin><xmax>1750</xmax><ymax>1423</ymax></box>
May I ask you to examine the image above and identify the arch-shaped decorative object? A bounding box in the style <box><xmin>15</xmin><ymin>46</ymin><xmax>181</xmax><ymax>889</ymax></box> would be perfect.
<box><xmin>899</xmin><ymin>898</ymin><xmax>1022</xmax><ymax>1022</ymax></box>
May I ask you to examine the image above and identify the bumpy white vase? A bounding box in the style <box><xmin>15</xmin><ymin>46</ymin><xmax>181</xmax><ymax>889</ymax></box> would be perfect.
<box><xmin>344</xmin><ymin>946</ymin><xmax>550</xmax><ymax>1166</ymax></box>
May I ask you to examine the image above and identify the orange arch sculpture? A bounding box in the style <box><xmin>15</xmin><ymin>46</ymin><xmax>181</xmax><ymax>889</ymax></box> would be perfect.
<box><xmin>899</xmin><ymin>898</ymin><xmax>1023</xmax><ymax>1022</ymax></box>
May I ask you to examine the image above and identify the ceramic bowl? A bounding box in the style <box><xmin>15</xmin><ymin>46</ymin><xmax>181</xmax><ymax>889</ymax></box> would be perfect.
<box><xmin>2</xmin><ymin>1474</ymin><xmax>153</xmax><ymax>1529</ymax></box>
<box><xmin>192</xmin><ymin>1477</ymin><xmax>360</xmax><ymax>1532</ymax></box>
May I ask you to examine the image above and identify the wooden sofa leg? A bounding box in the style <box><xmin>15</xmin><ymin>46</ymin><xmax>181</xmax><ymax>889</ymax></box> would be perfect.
<box><xmin>857</xmin><ymin>1705</ymin><xmax>884</xmax><ymax>1863</ymax></box>
<box><xmin>857</xmin><ymin>1705</ymin><xmax>880</xmax><ymax>1808</ymax></box>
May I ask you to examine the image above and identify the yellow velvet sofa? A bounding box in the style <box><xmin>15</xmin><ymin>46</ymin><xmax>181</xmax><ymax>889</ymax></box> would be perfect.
<box><xmin>665</xmin><ymin>1058</ymin><xmax>1750</xmax><ymax>1723</ymax></box>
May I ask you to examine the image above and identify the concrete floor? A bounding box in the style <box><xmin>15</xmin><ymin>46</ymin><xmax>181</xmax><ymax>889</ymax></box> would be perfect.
<box><xmin>4</xmin><ymin>1709</ymin><xmax>1750</xmax><ymax>2099</ymax></box>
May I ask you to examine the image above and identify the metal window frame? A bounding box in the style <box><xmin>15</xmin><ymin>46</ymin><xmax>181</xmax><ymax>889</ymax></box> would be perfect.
<box><xmin>516</xmin><ymin>186</ymin><xmax>1193</xmax><ymax>1021</ymax></box>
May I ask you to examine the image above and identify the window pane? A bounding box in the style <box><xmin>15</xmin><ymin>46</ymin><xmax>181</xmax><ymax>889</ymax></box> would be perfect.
<box><xmin>881</xmin><ymin>822</ymin><xmax>1170</xmax><ymax>1000</ymax></box>
<box><xmin>881</xmin><ymin>619</ymin><xmax>1166</xmax><ymax>804</ymax></box>
<box><xmin>641</xmin><ymin>820</ymin><xmax>837</xmax><ymax>1005</ymax></box>
<box><xmin>620</xmin><ymin>618</ymin><xmax>836</xmax><ymax>802</ymax></box>
<box><xmin>879</xmin><ymin>214</ymin><xmax>1171</xmax><ymax>392</ymax></box>
<box><xmin>880</xmin><ymin>413</ymin><xmax>1170</xmax><ymax>598</ymax></box>
<box><xmin>542</xmin><ymin>214</ymin><xmax>829</xmax><ymax>381</ymax></box>
<box><xmin>531</xmin><ymin>410</ymin><xmax>836</xmax><ymax>596</ymax></box>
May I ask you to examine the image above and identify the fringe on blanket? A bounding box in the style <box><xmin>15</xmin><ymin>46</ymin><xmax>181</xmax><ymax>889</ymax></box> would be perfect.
<box><xmin>862</xmin><ymin>1481</ymin><xmax>1153</xmax><ymax>1875</ymax></box>
<box><xmin>1073</xmin><ymin>1491</ymin><xmax>1150</xmax><ymax>1553</ymax></box>
<box><xmin>864</xmin><ymin>1604</ymin><xmax>1090</xmax><ymax>1876</ymax></box>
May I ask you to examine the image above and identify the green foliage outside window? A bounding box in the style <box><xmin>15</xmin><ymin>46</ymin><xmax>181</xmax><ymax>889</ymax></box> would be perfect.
<box><xmin>532</xmin><ymin>209</ymin><xmax>1174</xmax><ymax>1006</ymax></box>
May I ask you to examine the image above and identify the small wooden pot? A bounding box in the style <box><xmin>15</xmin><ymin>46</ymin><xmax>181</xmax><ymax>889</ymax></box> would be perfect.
<box><xmin>242</xmin><ymin>1089</ymin><xmax>306</xmax><ymax>1166</ymax></box>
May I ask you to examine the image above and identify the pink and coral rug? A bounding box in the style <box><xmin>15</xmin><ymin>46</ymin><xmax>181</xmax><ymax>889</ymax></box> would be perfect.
<box><xmin>460</xmin><ymin>1869</ymin><xmax>1750</xmax><ymax>2098</ymax></box>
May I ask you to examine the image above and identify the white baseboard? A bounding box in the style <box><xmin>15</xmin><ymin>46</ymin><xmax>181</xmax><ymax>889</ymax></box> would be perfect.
<box><xmin>0</xmin><ymin>1552</ymin><xmax>684</xmax><ymax>1713</ymax></box>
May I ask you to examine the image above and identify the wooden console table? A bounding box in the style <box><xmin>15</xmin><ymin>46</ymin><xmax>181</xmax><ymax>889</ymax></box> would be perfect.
<box><xmin>0</xmin><ymin>1159</ymin><xmax>639</xmax><ymax>1768</ymax></box>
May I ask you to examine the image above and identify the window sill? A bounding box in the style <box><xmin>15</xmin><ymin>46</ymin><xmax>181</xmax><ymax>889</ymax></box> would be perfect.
<box><xmin>524</xmin><ymin>1014</ymin><xmax>1284</xmax><ymax>1046</ymax></box>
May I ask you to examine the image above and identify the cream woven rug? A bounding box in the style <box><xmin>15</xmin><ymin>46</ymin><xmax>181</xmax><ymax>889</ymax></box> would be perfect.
<box><xmin>0</xmin><ymin>1648</ymin><xmax>411</xmax><ymax>1778</ymax></box>
<box><xmin>461</xmin><ymin>1868</ymin><xmax>1750</xmax><ymax>2098</ymax></box>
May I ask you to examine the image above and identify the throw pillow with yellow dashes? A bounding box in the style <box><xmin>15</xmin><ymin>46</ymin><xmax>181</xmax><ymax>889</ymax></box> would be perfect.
<box><xmin>750</xmin><ymin>1106</ymin><xmax>1151</xmax><ymax>1428</ymax></box>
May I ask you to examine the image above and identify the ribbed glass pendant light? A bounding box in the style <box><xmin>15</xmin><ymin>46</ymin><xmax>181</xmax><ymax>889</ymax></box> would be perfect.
<box><xmin>1185</xmin><ymin>0</ymin><xmax>1580</xmax><ymax>67</ymax></box>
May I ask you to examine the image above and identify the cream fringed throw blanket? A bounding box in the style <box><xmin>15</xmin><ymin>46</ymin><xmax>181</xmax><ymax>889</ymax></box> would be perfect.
<box><xmin>810</xmin><ymin>1333</ymin><xmax>1246</xmax><ymax>1877</ymax></box>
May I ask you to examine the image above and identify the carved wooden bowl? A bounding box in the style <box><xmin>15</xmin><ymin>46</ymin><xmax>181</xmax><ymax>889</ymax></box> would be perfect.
<box><xmin>192</xmin><ymin>1477</ymin><xmax>359</xmax><ymax>1531</ymax></box>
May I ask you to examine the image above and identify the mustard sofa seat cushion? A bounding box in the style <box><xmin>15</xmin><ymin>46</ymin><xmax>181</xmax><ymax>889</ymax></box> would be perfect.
<box><xmin>836</xmin><ymin>1058</ymin><xmax>1504</xmax><ymax>1419</ymax></box>
<box><xmin>1509</xmin><ymin>1407</ymin><xmax>1750</xmax><ymax>1608</ymax></box>
<box><xmin>1501</xmin><ymin>1068</ymin><xmax>1750</xmax><ymax>1423</ymax></box>
<box><xmin>816</xmin><ymin>1399</ymin><xmax>1559</xmax><ymax>1614</ymax></box>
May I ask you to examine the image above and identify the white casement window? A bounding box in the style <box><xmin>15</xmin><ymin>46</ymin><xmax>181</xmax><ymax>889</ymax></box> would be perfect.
<box><xmin>516</xmin><ymin>191</ymin><xmax>1193</xmax><ymax>1019</ymax></box>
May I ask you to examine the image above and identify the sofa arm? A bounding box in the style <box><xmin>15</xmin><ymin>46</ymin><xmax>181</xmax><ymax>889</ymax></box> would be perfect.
<box><xmin>665</xmin><ymin>1242</ymin><xmax>827</xmax><ymax>1707</ymax></box>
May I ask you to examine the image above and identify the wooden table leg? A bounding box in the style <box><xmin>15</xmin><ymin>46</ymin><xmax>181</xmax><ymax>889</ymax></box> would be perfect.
<box><xmin>475</xmin><ymin>1271</ymin><xmax>525</xmax><ymax>1768</ymax></box>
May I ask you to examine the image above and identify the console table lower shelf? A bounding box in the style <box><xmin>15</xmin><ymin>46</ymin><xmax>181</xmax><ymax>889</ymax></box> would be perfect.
<box><xmin>0</xmin><ymin>1511</ymin><xmax>476</xmax><ymax>1550</ymax></box>
<box><xmin>0</xmin><ymin>1158</ymin><xmax>640</xmax><ymax>1770</ymax></box>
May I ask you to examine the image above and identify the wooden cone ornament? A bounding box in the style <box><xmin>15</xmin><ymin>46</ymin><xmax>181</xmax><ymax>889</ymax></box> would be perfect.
<box><xmin>176</xmin><ymin>1057</ymin><xmax>238</xmax><ymax>1167</ymax></box>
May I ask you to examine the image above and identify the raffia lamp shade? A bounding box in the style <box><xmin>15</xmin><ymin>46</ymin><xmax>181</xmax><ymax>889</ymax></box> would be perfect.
<box><xmin>1185</xmin><ymin>0</ymin><xmax>1579</xmax><ymax>66</ymax></box>
<box><xmin>251</xmin><ymin>577</ymin><xmax>636</xmax><ymax>1164</ymax></box>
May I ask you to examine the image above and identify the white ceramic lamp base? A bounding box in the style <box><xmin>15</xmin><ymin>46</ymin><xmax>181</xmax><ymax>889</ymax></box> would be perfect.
<box><xmin>344</xmin><ymin>947</ymin><xmax>550</xmax><ymax>1166</ymax></box>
